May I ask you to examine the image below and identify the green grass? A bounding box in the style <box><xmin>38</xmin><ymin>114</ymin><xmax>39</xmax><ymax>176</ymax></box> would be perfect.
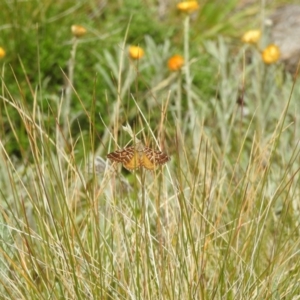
<box><xmin>1</xmin><ymin>0</ymin><xmax>300</xmax><ymax>299</ymax></box>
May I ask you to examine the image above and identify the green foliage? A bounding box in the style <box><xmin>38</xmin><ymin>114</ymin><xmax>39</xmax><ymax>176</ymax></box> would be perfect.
<box><xmin>0</xmin><ymin>0</ymin><xmax>261</xmax><ymax>155</ymax></box>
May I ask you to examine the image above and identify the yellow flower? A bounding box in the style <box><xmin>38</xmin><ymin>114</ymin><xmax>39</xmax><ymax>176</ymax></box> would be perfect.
<box><xmin>168</xmin><ymin>55</ymin><xmax>184</xmax><ymax>71</ymax></box>
<box><xmin>0</xmin><ymin>47</ymin><xmax>6</xmax><ymax>59</ymax></box>
<box><xmin>71</xmin><ymin>25</ymin><xmax>87</xmax><ymax>38</ymax></box>
<box><xmin>241</xmin><ymin>30</ymin><xmax>261</xmax><ymax>44</ymax></box>
<box><xmin>129</xmin><ymin>46</ymin><xmax>144</xmax><ymax>60</ymax></box>
<box><xmin>261</xmin><ymin>44</ymin><xmax>280</xmax><ymax>64</ymax></box>
<box><xmin>177</xmin><ymin>1</ymin><xmax>199</xmax><ymax>13</ymax></box>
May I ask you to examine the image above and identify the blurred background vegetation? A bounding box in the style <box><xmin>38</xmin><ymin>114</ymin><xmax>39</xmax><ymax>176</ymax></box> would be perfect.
<box><xmin>1</xmin><ymin>0</ymin><xmax>293</xmax><ymax>157</ymax></box>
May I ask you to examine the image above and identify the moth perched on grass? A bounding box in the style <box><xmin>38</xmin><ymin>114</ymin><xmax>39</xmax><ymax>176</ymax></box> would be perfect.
<box><xmin>107</xmin><ymin>143</ymin><xmax>170</xmax><ymax>171</ymax></box>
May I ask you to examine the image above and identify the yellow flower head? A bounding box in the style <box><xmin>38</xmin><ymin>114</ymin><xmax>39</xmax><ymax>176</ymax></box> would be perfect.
<box><xmin>177</xmin><ymin>1</ymin><xmax>199</xmax><ymax>13</ymax></box>
<box><xmin>129</xmin><ymin>46</ymin><xmax>144</xmax><ymax>60</ymax></box>
<box><xmin>241</xmin><ymin>30</ymin><xmax>261</xmax><ymax>44</ymax></box>
<box><xmin>71</xmin><ymin>25</ymin><xmax>87</xmax><ymax>38</ymax></box>
<box><xmin>0</xmin><ymin>47</ymin><xmax>6</xmax><ymax>59</ymax></box>
<box><xmin>168</xmin><ymin>55</ymin><xmax>184</xmax><ymax>71</ymax></box>
<box><xmin>261</xmin><ymin>44</ymin><xmax>280</xmax><ymax>64</ymax></box>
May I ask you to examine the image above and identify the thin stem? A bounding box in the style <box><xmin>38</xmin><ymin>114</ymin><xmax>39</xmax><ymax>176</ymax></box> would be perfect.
<box><xmin>176</xmin><ymin>72</ymin><xmax>182</xmax><ymax>126</ymax></box>
<box><xmin>183</xmin><ymin>15</ymin><xmax>194</xmax><ymax>129</ymax></box>
<box><xmin>64</xmin><ymin>37</ymin><xmax>78</xmax><ymax>138</ymax></box>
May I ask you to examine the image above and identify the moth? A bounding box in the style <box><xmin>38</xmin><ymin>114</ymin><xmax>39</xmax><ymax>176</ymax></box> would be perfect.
<box><xmin>107</xmin><ymin>144</ymin><xmax>170</xmax><ymax>171</ymax></box>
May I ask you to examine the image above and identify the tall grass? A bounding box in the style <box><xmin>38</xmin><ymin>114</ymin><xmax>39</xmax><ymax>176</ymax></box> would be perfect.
<box><xmin>1</xmin><ymin>2</ymin><xmax>300</xmax><ymax>300</ymax></box>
